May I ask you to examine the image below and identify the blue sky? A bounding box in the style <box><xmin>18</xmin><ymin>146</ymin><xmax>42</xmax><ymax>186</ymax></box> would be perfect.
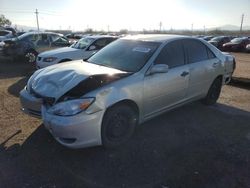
<box><xmin>0</xmin><ymin>0</ymin><xmax>250</xmax><ymax>31</ymax></box>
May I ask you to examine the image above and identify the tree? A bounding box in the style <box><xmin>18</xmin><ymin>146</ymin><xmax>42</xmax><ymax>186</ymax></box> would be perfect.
<box><xmin>0</xmin><ymin>14</ymin><xmax>11</xmax><ymax>27</ymax></box>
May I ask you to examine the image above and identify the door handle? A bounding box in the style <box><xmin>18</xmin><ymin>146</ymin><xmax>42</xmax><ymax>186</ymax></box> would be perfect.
<box><xmin>180</xmin><ymin>71</ymin><xmax>189</xmax><ymax>77</ymax></box>
<box><xmin>213</xmin><ymin>62</ymin><xmax>219</xmax><ymax>67</ymax></box>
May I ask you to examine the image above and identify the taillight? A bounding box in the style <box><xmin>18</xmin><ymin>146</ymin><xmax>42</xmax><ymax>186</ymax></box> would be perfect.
<box><xmin>233</xmin><ymin>58</ymin><xmax>236</xmax><ymax>70</ymax></box>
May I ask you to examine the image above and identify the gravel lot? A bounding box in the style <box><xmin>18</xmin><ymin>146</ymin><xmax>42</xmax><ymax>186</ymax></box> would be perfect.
<box><xmin>0</xmin><ymin>53</ymin><xmax>250</xmax><ymax>188</ymax></box>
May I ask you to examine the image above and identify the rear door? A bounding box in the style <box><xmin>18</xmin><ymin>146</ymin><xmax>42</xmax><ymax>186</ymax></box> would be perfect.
<box><xmin>36</xmin><ymin>34</ymin><xmax>50</xmax><ymax>53</ymax></box>
<box><xmin>143</xmin><ymin>40</ymin><xmax>189</xmax><ymax>117</ymax></box>
<box><xmin>183</xmin><ymin>39</ymin><xmax>221</xmax><ymax>99</ymax></box>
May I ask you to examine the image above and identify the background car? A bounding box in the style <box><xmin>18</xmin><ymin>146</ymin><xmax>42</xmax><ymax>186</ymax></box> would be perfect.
<box><xmin>0</xmin><ymin>30</ymin><xmax>14</xmax><ymax>41</ymax></box>
<box><xmin>246</xmin><ymin>43</ymin><xmax>250</xmax><ymax>53</ymax></box>
<box><xmin>36</xmin><ymin>35</ymin><xmax>118</xmax><ymax>69</ymax></box>
<box><xmin>2</xmin><ymin>32</ymin><xmax>70</xmax><ymax>63</ymax></box>
<box><xmin>202</xmin><ymin>36</ymin><xmax>214</xmax><ymax>41</ymax></box>
<box><xmin>65</xmin><ymin>32</ymin><xmax>85</xmax><ymax>44</ymax></box>
<box><xmin>223</xmin><ymin>37</ymin><xmax>250</xmax><ymax>52</ymax></box>
<box><xmin>208</xmin><ymin>36</ymin><xmax>231</xmax><ymax>50</ymax></box>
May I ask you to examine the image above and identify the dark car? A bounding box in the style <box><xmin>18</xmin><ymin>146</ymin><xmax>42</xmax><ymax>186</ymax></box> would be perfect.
<box><xmin>202</xmin><ymin>36</ymin><xmax>214</xmax><ymax>41</ymax></box>
<box><xmin>65</xmin><ymin>33</ymin><xmax>85</xmax><ymax>44</ymax></box>
<box><xmin>208</xmin><ymin>36</ymin><xmax>231</xmax><ymax>50</ymax></box>
<box><xmin>223</xmin><ymin>37</ymin><xmax>250</xmax><ymax>52</ymax></box>
<box><xmin>3</xmin><ymin>32</ymin><xmax>70</xmax><ymax>63</ymax></box>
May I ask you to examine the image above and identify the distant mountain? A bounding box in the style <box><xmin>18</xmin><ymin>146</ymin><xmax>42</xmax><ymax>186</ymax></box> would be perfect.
<box><xmin>209</xmin><ymin>24</ymin><xmax>250</xmax><ymax>31</ymax></box>
<box><xmin>13</xmin><ymin>24</ymin><xmax>44</xmax><ymax>32</ymax></box>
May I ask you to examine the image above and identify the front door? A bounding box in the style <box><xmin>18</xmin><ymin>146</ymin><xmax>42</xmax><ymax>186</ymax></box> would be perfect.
<box><xmin>143</xmin><ymin>40</ymin><xmax>189</xmax><ymax>118</ymax></box>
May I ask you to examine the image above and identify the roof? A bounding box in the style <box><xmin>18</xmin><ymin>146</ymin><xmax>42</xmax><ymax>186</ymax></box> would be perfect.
<box><xmin>122</xmin><ymin>34</ymin><xmax>189</xmax><ymax>42</ymax></box>
<box><xmin>23</xmin><ymin>31</ymin><xmax>63</xmax><ymax>36</ymax></box>
<box><xmin>86</xmin><ymin>35</ymin><xmax>118</xmax><ymax>39</ymax></box>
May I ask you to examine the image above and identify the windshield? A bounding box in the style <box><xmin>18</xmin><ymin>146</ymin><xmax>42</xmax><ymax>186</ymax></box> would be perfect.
<box><xmin>71</xmin><ymin>37</ymin><xmax>94</xmax><ymax>49</ymax></box>
<box><xmin>231</xmin><ymin>38</ymin><xmax>244</xmax><ymax>43</ymax></box>
<box><xmin>88</xmin><ymin>39</ymin><xmax>160</xmax><ymax>72</ymax></box>
<box><xmin>17</xmin><ymin>32</ymin><xmax>32</xmax><ymax>40</ymax></box>
<box><xmin>0</xmin><ymin>30</ymin><xmax>11</xmax><ymax>36</ymax></box>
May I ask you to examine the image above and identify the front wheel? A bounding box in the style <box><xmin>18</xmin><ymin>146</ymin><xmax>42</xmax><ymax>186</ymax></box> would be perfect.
<box><xmin>24</xmin><ymin>50</ymin><xmax>38</xmax><ymax>63</ymax></box>
<box><xmin>101</xmin><ymin>104</ymin><xmax>138</xmax><ymax>148</ymax></box>
<box><xmin>202</xmin><ymin>77</ymin><xmax>222</xmax><ymax>105</ymax></box>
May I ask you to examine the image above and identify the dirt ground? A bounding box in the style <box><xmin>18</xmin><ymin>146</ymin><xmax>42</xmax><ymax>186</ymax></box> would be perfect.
<box><xmin>232</xmin><ymin>52</ymin><xmax>250</xmax><ymax>82</ymax></box>
<box><xmin>0</xmin><ymin>53</ymin><xmax>250</xmax><ymax>188</ymax></box>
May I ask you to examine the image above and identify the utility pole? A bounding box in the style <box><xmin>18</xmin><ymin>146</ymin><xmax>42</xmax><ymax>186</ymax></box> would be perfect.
<box><xmin>203</xmin><ymin>25</ymin><xmax>206</xmax><ymax>35</ymax></box>
<box><xmin>35</xmin><ymin>9</ymin><xmax>40</xmax><ymax>31</ymax></box>
<box><xmin>159</xmin><ymin>21</ymin><xmax>162</xmax><ymax>32</ymax></box>
<box><xmin>191</xmin><ymin>23</ymin><xmax>193</xmax><ymax>34</ymax></box>
<box><xmin>240</xmin><ymin>14</ymin><xmax>244</xmax><ymax>33</ymax></box>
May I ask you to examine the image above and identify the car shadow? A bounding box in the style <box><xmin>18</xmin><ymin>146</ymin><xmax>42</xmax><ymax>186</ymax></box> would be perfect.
<box><xmin>1</xmin><ymin>102</ymin><xmax>250</xmax><ymax>188</ymax></box>
<box><xmin>7</xmin><ymin>76</ymin><xmax>29</xmax><ymax>97</ymax></box>
<box><xmin>230</xmin><ymin>79</ymin><xmax>250</xmax><ymax>91</ymax></box>
<box><xmin>0</xmin><ymin>57</ymin><xmax>35</xmax><ymax>79</ymax></box>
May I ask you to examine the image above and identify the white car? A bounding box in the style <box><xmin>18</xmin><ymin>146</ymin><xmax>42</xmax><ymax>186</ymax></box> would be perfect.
<box><xmin>36</xmin><ymin>35</ymin><xmax>118</xmax><ymax>69</ymax></box>
<box><xmin>20</xmin><ymin>35</ymin><xmax>235</xmax><ymax>149</ymax></box>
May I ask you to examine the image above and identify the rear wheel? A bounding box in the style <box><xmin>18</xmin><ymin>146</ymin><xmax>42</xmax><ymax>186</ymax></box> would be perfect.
<box><xmin>101</xmin><ymin>104</ymin><xmax>138</xmax><ymax>148</ymax></box>
<box><xmin>202</xmin><ymin>77</ymin><xmax>222</xmax><ymax>105</ymax></box>
<box><xmin>24</xmin><ymin>50</ymin><xmax>38</xmax><ymax>63</ymax></box>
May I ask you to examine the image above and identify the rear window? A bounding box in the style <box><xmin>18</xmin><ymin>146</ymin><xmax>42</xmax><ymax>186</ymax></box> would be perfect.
<box><xmin>183</xmin><ymin>39</ymin><xmax>209</xmax><ymax>63</ymax></box>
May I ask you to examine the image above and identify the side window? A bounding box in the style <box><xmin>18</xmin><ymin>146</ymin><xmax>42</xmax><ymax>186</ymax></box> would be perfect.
<box><xmin>30</xmin><ymin>34</ymin><xmax>39</xmax><ymax>42</ymax></box>
<box><xmin>155</xmin><ymin>40</ymin><xmax>185</xmax><ymax>68</ymax></box>
<box><xmin>106</xmin><ymin>38</ymin><xmax>117</xmax><ymax>45</ymax></box>
<box><xmin>51</xmin><ymin>35</ymin><xmax>68</xmax><ymax>44</ymax></box>
<box><xmin>93</xmin><ymin>38</ymin><xmax>107</xmax><ymax>50</ymax></box>
<box><xmin>37</xmin><ymin>34</ymin><xmax>50</xmax><ymax>45</ymax></box>
<box><xmin>184</xmin><ymin>39</ymin><xmax>209</xmax><ymax>63</ymax></box>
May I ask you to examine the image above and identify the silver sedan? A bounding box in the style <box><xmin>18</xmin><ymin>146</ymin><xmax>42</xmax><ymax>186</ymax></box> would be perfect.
<box><xmin>20</xmin><ymin>34</ymin><xmax>235</xmax><ymax>149</ymax></box>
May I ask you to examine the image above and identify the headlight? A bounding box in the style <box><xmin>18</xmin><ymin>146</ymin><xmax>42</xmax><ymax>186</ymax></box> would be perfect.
<box><xmin>3</xmin><ymin>43</ymin><xmax>9</xmax><ymax>47</ymax></box>
<box><xmin>47</xmin><ymin>98</ymin><xmax>95</xmax><ymax>116</ymax></box>
<box><xmin>43</xmin><ymin>57</ymin><xmax>57</xmax><ymax>62</ymax></box>
<box><xmin>0</xmin><ymin>41</ymin><xmax>5</xmax><ymax>47</ymax></box>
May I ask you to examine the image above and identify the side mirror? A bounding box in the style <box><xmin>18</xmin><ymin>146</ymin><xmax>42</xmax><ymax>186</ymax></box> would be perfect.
<box><xmin>88</xmin><ymin>45</ymin><xmax>97</xmax><ymax>51</ymax></box>
<box><xmin>149</xmin><ymin>64</ymin><xmax>169</xmax><ymax>75</ymax></box>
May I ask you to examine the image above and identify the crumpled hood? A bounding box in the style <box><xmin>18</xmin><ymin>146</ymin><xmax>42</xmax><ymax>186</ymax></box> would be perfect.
<box><xmin>39</xmin><ymin>47</ymin><xmax>80</xmax><ymax>57</ymax></box>
<box><xmin>30</xmin><ymin>60</ymin><xmax>127</xmax><ymax>100</ymax></box>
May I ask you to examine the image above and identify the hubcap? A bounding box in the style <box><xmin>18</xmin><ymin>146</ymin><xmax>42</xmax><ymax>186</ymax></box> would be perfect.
<box><xmin>25</xmin><ymin>52</ymin><xmax>36</xmax><ymax>63</ymax></box>
<box><xmin>107</xmin><ymin>113</ymin><xmax>129</xmax><ymax>140</ymax></box>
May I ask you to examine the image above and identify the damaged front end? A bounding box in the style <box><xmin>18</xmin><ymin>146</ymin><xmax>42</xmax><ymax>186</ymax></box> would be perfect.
<box><xmin>20</xmin><ymin>61</ymin><xmax>131</xmax><ymax>118</ymax></box>
<box><xmin>58</xmin><ymin>73</ymin><xmax>131</xmax><ymax>102</ymax></box>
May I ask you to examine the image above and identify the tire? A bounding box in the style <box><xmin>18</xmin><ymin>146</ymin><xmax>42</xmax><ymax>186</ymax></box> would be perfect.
<box><xmin>24</xmin><ymin>50</ymin><xmax>38</xmax><ymax>63</ymax></box>
<box><xmin>202</xmin><ymin>77</ymin><xmax>222</xmax><ymax>105</ymax></box>
<box><xmin>101</xmin><ymin>104</ymin><xmax>138</xmax><ymax>148</ymax></box>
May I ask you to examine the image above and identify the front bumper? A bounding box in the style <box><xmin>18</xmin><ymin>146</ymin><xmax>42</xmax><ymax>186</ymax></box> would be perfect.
<box><xmin>20</xmin><ymin>88</ymin><xmax>105</xmax><ymax>148</ymax></box>
<box><xmin>36</xmin><ymin>60</ymin><xmax>57</xmax><ymax>69</ymax></box>
<box><xmin>20</xmin><ymin>88</ymin><xmax>43</xmax><ymax>118</ymax></box>
<box><xmin>42</xmin><ymin>105</ymin><xmax>104</xmax><ymax>148</ymax></box>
